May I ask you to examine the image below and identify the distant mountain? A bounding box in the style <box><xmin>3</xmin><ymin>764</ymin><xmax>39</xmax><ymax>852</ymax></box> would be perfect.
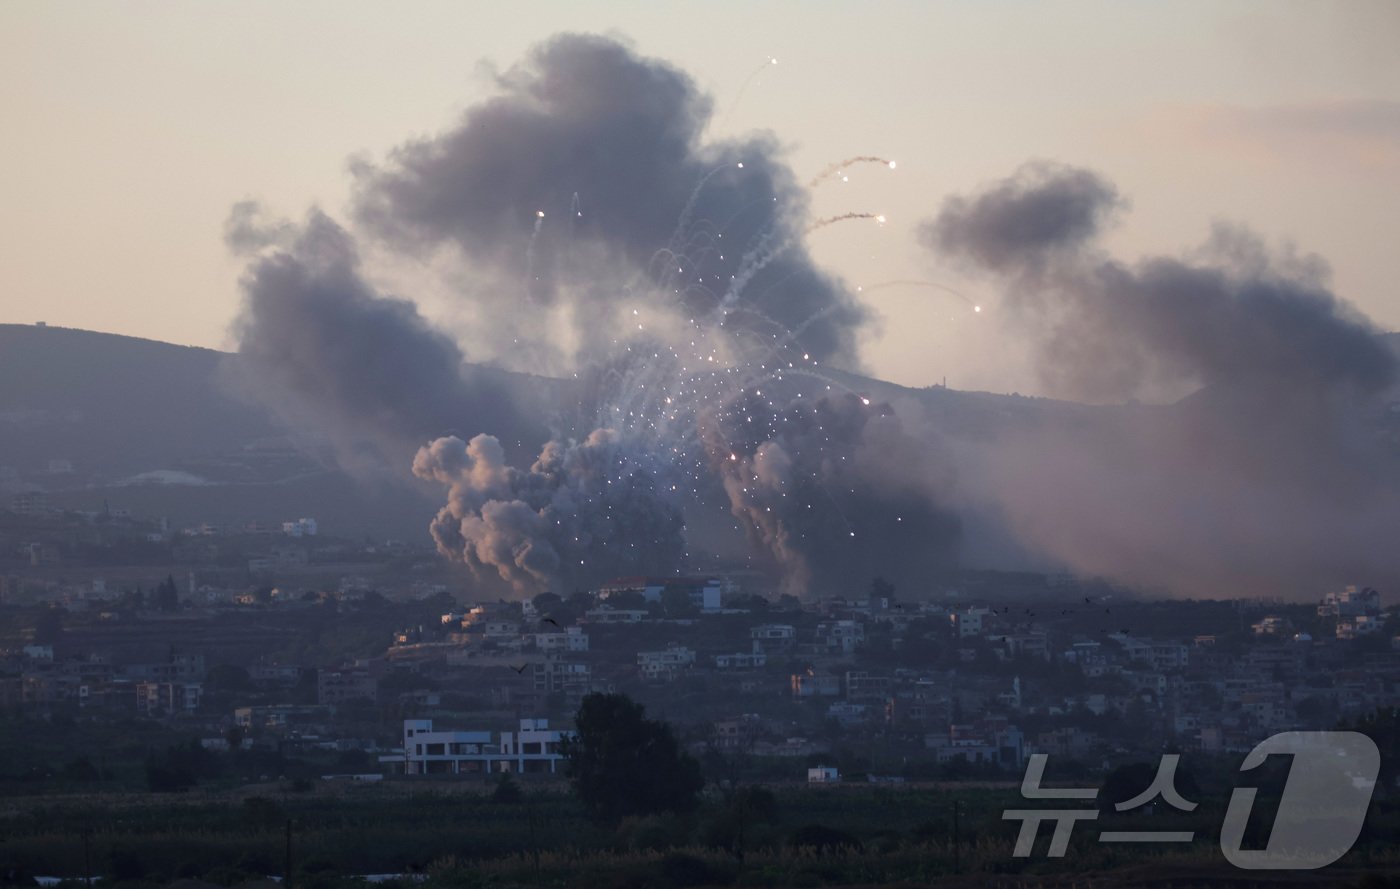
<box><xmin>0</xmin><ymin>323</ymin><xmax>1079</xmax><ymax>543</ymax></box>
<box><xmin>0</xmin><ymin>324</ymin><xmax>277</xmax><ymax>474</ymax></box>
<box><xmin>0</xmin><ymin>323</ymin><xmax>438</xmax><ymax>537</ymax></box>
<box><xmin>5</xmin><ymin>323</ymin><xmax>1393</xmax><ymax>580</ymax></box>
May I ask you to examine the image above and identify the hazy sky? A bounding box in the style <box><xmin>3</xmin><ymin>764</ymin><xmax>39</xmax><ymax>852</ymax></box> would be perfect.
<box><xmin>3</xmin><ymin>1</ymin><xmax>1397</xmax><ymax>392</ymax></box>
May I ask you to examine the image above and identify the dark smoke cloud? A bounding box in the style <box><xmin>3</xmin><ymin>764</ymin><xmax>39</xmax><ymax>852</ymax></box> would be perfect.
<box><xmin>227</xmin><ymin>208</ymin><xmax>544</xmax><ymax>470</ymax></box>
<box><xmin>413</xmin><ymin>430</ymin><xmax>686</xmax><ymax>593</ymax></box>
<box><xmin>923</xmin><ymin>163</ymin><xmax>1395</xmax><ymax>403</ymax></box>
<box><xmin>923</xmin><ymin>163</ymin><xmax>1400</xmax><ymax>597</ymax></box>
<box><xmin>226</xmin><ymin>35</ymin><xmax>1400</xmax><ymax>602</ymax></box>
<box><xmin>222</xmin><ymin>35</ymin><xmax>896</xmax><ymax>598</ymax></box>
<box><xmin>702</xmin><ymin>391</ymin><xmax>961</xmax><ymax>596</ymax></box>
<box><xmin>920</xmin><ymin>162</ymin><xmax>1123</xmax><ymax>276</ymax></box>
<box><xmin>352</xmin><ymin>32</ymin><xmax>867</xmax><ymax>367</ymax></box>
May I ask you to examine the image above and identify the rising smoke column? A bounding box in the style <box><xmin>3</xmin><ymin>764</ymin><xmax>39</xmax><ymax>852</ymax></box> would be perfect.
<box><xmin>920</xmin><ymin>162</ymin><xmax>1400</xmax><ymax>596</ymax></box>
<box><xmin>227</xmin><ymin>208</ymin><xmax>546</xmax><ymax>471</ymax></box>
<box><xmin>702</xmin><ymin>391</ymin><xmax>961</xmax><ymax>596</ymax></box>
<box><xmin>348</xmin><ymin>33</ymin><xmax>928</xmax><ymax>596</ymax></box>
<box><xmin>413</xmin><ymin>430</ymin><xmax>686</xmax><ymax>592</ymax></box>
<box><xmin>352</xmin><ymin>32</ymin><xmax>867</xmax><ymax>369</ymax></box>
<box><xmin>920</xmin><ymin>161</ymin><xmax>1395</xmax><ymax>402</ymax></box>
<box><xmin>227</xmin><ymin>34</ymin><xmax>979</xmax><ymax>598</ymax></box>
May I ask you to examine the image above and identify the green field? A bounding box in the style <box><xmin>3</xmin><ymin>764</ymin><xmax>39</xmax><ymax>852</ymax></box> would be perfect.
<box><xmin>3</xmin><ymin>779</ymin><xmax>1398</xmax><ymax>889</ymax></box>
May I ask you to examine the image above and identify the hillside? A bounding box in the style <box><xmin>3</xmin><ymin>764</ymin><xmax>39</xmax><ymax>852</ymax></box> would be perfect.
<box><xmin>0</xmin><ymin>324</ymin><xmax>438</xmax><ymax>537</ymax></box>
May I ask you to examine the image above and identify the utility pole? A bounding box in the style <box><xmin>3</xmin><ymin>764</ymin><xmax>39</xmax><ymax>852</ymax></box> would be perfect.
<box><xmin>83</xmin><ymin>826</ymin><xmax>92</xmax><ymax>888</ymax></box>
<box><xmin>284</xmin><ymin>819</ymin><xmax>293</xmax><ymax>889</ymax></box>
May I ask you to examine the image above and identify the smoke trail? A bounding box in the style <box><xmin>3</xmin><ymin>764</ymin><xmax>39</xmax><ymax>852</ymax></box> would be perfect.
<box><xmin>720</xmin><ymin>56</ymin><xmax>779</xmax><ymax>130</ymax></box>
<box><xmin>806</xmin><ymin>212</ymin><xmax>886</xmax><ymax>233</ymax></box>
<box><xmin>808</xmin><ymin>156</ymin><xmax>896</xmax><ymax>188</ymax></box>
<box><xmin>857</xmin><ymin>279</ymin><xmax>978</xmax><ymax>310</ymax></box>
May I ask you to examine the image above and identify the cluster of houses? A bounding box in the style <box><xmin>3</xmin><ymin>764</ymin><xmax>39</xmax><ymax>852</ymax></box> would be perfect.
<box><xmin>0</xmin><ymin>646</ymin><xmax>206</xmax><ymax>714</ymax></box>
<box><xmin>6</xmin><ymin>563</ymin><xmax>1398</xmax><ymax>780</ymax></box>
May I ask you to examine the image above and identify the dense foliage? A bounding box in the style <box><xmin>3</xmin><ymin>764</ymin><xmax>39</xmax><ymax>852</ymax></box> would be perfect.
<box><xmin>563</xmin><ymin>693</ymin><xmax>704</xmax><ymax>823</ymax></box>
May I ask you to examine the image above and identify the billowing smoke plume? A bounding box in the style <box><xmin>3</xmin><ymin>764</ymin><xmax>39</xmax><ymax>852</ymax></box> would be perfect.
<box><xmin>922</xmin><ymin>162</ymin><xmax>1400</xmax><ymax>596</ymax></box>
<box><xmin>924</xmin><ymin>162</ymin><xmax>1123</xmax><ymax>276</ymax></box>
<box><xmin>228</xmin><ymin>207</ymin><xmax>545</xmax><ymax>470</ymax></box>
<box><xmin>352</xmin><ymin>32</ymin><xmax>867</xmax><ymax>369</ymax></box>
<box><xmin>224</xmin><ymin>34</ymin><xmax>1399</xmax><ymax>601</ymax></box>
<box><xmin>413</xmin><ymin>430</ymin><xmax>685</xmax><ymax>592</ymax></box>
<box><xmin>921</xmin><ymin>161</ymin><xmax>1395</xmax><ymax>402</ymax></box>
<box><xmin>703</xmin><ymin>391</ymin><xmax>961</xmax><ymax>595</ymax></box>
<box><xmin>223</xmin><ymin>33</ymin><xmax>908</xmax><ymax>596</ymax></box>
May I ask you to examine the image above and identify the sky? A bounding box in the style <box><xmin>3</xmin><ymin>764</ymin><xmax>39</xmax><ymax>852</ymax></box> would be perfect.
<box><xmin>3</xmin><ymin>1</ymin><xmax>1398</xmax><ymax>394</ymax></box>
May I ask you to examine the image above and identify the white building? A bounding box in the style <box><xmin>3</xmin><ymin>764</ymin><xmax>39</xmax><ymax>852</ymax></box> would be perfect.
<box><xmin>637</xmin><ymin>644</ymin><xmax>696</xmax><ymax>681</ymax></box>
<box><xmin>750</xmin><ymin>624</ymin><xmax>796</xmax><ymax>653</ymax></box>
<box><xmin>498</xmin><ymin>718</ymin><xmax>573</xmax><ymax>773</ymax></box>
<box><xmin>483</xmin><ymin>620</ymin><xmax>521</xmax><ymax>640</ymax></box>
<box><xmin>583</xmin><ymin>606</ymin><xmax>647</xmax><ymax>624</ymax></box>
<box><xmin>398</xmin><ymin>718</ymin><xmax>574</xmax><ymax>775</ymax></box>
<box><xmin>600</xmin><ymin>576</ymin><xmax>723</xmax><ymax>611</ymax></box>
<box><xmin>816</xmin><ymin>620</ymin><xmax>865</xmax><ymax>653</ymax></box>
<box><xmin>808</xmin><ymin>765</ymin><xmax>840</xmax><ymax>783</ymax></box>
<box><xmin>533</xmin><ymin>659</ymin><xmax>592</xmax><ymax>694</ymax></box>
<box><xmin>1318</xmin><ymin>586</ymin><xmax>1381</xmax><ymax>619</ymax></box>
<box><xmin>534</xmin><ymin>626</ymin><xmax>589</xmax><ymax>652</ymax></box>
<box><xmin>714</xmin><ymin>651</ymin><xmax>767</xmax><ymax>670</ymax></box>
<box><xmin>1338</xmin><ymin>614</ymin><xmax>1387</xmax><ymax>640</ymax></box>
<box><xmin>950</xmin><ymin>607</ymin><xmax>991</xmax><ymax>638</ymax></box>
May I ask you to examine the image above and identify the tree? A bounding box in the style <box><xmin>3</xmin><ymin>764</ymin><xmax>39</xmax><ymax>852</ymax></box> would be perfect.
<box><xmin>532</xmin><ymin>591</ymin><xmax>563</xmax><ymax>613</ymax></box>
<box><xmin>224</xmin><ymin>724</ymin><xmax>247</xmax><ymax>751</ymax></box>
<box><xmin>605</xmin><ymin>590</ymin><xmax>648</xmax><ymax>610</ymax></box>
<box><xmin>661</xmin><ymin>586</ymin><xmax>698</xmax><ymax>618</ymax></box>
<box><xmin>563</xmin><ymin>693</ymin><xmax>704</xmax><ymax>823</ymax></box>
<box><xmin>153</xmin><ymin>575</ymin><xmax>180</xmax><ymax>612</ymax></box>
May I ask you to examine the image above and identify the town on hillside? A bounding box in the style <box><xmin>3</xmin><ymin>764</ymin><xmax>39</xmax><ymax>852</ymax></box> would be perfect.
<box><xmin>3</xmin><ymin>499</ymin><xmax>1396</xmax><ymax>790</ymax></box>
